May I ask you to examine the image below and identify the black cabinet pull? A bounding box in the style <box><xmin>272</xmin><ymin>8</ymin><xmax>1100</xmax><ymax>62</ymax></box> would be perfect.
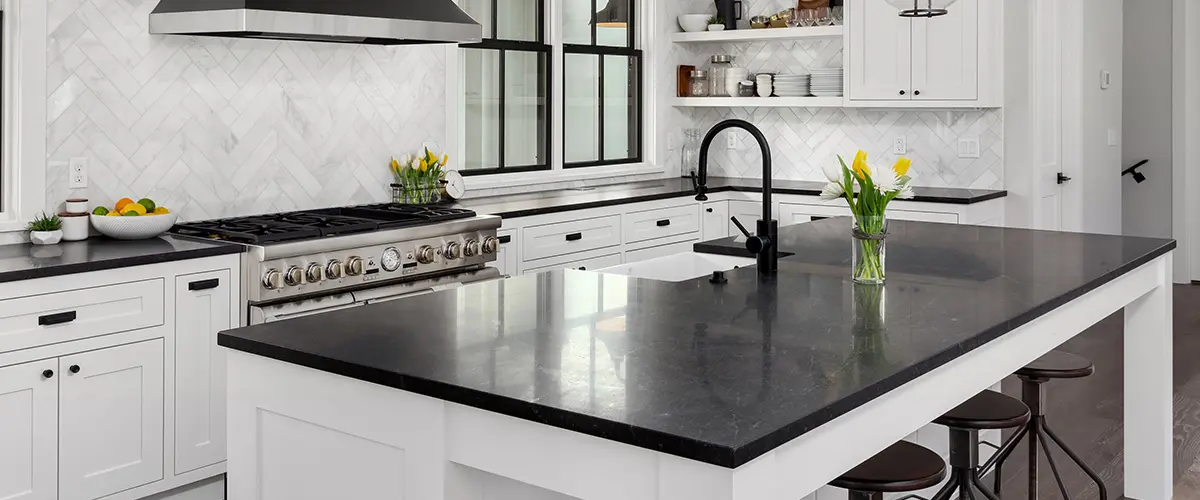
<box><xmin>811</xmin><ymin>216</ymin><xmax>829</xmax><ymax>221</ymax></box>
<box><xmin>565</xmin><ymin>233</ymin><xmax>583</xmax><ymax>242</ymax></box>
<box><xmin>188</xmin><ymin>278</ymin><xmax>220</xmax><ymax>291</ymax></box>
<box><xmin>706</xmin><ymin>208</ymin><xmax>714</xmax><ymax>213</ymax></box>
<box><xmin>498</xmin><ymin>235</ymin><xmax>512</xmax><ymax>244</ymax></box>
<box><xmin>39</xmin><ymin>311</ymin><xmax>76</xmax><ymax>327</ymax></box>
<box><xmin>42</xmin><ymin>369</ymin><xmax>54</xmax><ymax>379</ymax></box>
<box><xmin>69</xmin><ymin>365</ymin><xmax>80</xmax><ymax>374</ymax></box>
<box><xmin>656</xmin><ymin>220</ymin><xmax>671</xmax><ymax>227</ymax></box>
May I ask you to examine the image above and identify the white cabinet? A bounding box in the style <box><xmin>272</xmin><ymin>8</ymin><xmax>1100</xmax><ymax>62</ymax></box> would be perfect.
<box><xmin>728</xmin><ymin>200</ymin><xmax>766</xmax><ymax>236</ymax></box>
<box><xmin>59</xmin><ymin>339</ymin><xmax>165</xmax><ymax>500</ymax></box>
<box><xmin>522</xmin><ymin>215</ymin><xmax>622</xmax><ymax>262</ymax></box>
<box><xmin>522</xmin><ymin>253</ymin><xmax>623</xmax><ymax>274</ymax></box>
<box><xmin>489</xmin><ymin>230</ymin><xmax>518</xmax><ymax>277</ymax></box>
<box><xmin>174</xmin><ymin>271</ymin><xmax>232</xmax><ymax>475</ymax></box>
<box><xmin>623</xmin><ymin>204</ymin><xmax>700</xmax><ymax>245</ymax></box>
<box><xmin>848</xmin><ymin>0</ymin><xmax>983</xmax><ymax>103</ymax></box>
<box><xmin>702</xmin><ymin>201</ymin><xmax>730</xmax><ymax>240</ymax></box>
<box><xmin>0</xmin><ymin>359</ymin><xmax>58</xmax><ymax>500</ymax></box>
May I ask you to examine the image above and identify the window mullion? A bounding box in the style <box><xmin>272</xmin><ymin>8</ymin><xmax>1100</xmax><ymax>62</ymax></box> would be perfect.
<box><xmin>498</xmin><ymin>49</ymin><xmax>506</xmax><ymax>170</ymax></box>
<box><xmin>550</xmin><ymin>0</ymin><xmax>565</xmax><ymax>172</ymax></box>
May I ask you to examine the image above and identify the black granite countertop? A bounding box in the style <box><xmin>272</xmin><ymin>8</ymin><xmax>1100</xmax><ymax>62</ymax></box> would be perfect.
<box><xmin>218</xmin><ymin>219</ymin><xmax>1171</xmax><ymax>468</ymax></box>
<box><xmin>0</xmin><ymin>235</ymin><xmax>244</xmax><ymax>284</ymax></box>
<box><xmin>461</xmin><ymin>177</ymin><xmax>1007</xmax><ymax>219</ymax></box>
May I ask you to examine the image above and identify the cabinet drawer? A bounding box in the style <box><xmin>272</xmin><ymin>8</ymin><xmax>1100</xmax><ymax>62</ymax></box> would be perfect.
<box><xmin>522</xmin><ymin>215</ymin><xmax>622</xmax><ymax>262</ymax></box>
<box><xmin>625</xmin><ymin>239</ymin><xmax>699</xmax><ymax>263</ymax></box>
<box><xmin>623</xmin><ymin>204</ymin><xmax>700</xmax><ymax>244</ymax></box>
<box><xmin>0</xmin><ymin>279</ymin><xmax>165</xmax><ymax>353</ymax></box>
<box><xmin>523</xmin><ymin>253</ymin><xmax>623</xmax><ymax>274</ymax></box>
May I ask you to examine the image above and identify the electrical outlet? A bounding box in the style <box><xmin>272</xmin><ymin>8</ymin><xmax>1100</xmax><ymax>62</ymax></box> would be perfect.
<box><xmin>957</xmin><ymin>138</ymin><xmax>981</xmax><ymax>159</ymax></box>
<box><xmin>1108</xmin><ymin>128</ymin><xmax>1119</xmax><ymax>147</ymax></box>
<box><xmin>666</xmin><ymin>132</ymin><xmax>677</xmax><ymax>151</ymax></box>
<box><xmin>893</xmin><ymin>137</ymin><xmax>907</xmax><ymax>155</ymax></box>
<box><xmin>727</xmin><ymin>133</ymin><xmax>738</xmax><ymax>150</ymax></box>
<box><xmin>69</xmin><ymin>157</ymin><xmax>88</xmax><ymax>189</ymax></box>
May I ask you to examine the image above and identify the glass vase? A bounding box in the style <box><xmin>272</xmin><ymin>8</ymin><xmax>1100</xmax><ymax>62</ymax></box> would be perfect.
<box><xmin>852</xmin><ymin>216</ymin><xmax>887</xmax><ymax>285</ymax></box>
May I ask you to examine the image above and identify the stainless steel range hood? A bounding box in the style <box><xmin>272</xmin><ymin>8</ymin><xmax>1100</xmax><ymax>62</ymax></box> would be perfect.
<box><xmin>150</xmin><ymin>1</ymin><xmax>482</xmax><ymax>45</ymax></box>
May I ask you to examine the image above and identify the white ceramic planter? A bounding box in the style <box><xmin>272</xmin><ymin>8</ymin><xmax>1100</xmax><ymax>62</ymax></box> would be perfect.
<box><xmin>30</xmin><ymin>230</ymin><xmax>63</xmax><ymax>245</ymax></box>
<box><xmin>707</xmin><ymin>24</ymin><xmax>726</xmax><ymax>31</ymax></box>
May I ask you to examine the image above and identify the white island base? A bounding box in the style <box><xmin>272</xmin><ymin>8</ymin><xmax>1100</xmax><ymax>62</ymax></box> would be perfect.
<box><xmin>226</xmin><ymin>255</ymin><xmax>1174</xmax><ymax>500</ymax></box>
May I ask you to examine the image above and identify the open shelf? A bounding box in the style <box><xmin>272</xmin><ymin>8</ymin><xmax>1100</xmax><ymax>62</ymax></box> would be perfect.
<box><xmin>670</xmin><ymin>25</ymin><xmax>843</xmax><ymax>44</ymax></box>
<box><xmin>671</xmin><ymin>96</ymin><xmax>844</xmax><ymax>108</ymax></box>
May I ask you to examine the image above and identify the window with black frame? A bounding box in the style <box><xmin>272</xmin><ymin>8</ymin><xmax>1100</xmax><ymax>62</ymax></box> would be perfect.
<box><xmin>563</xmin><ymin>0</ymin><xmax>642</xmax><ymax>168</ymax></box>
<box><xmin>460</xmin><ymin>0</ymin><xmax>551</xmax><ymax>175</ymax></box>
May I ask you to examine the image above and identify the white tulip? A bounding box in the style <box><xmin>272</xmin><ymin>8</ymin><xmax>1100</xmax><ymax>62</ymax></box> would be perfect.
<box><xmin>896</xmin><ymin>185</ymin><xmax>915</xmax><ymax>200</ymax></box>
<box><xmin>874</xmin><ymin>172</ymin><xmax>900</xmax><ymax>194</ymax></box>
<box><xmin>819</xmin><ymin>181</ymin><xmax>846</xmax><ymax>201</ymax></box>
<box><xmin>823</xmin><ymin>162</ymin><xmax>843</xmax><ymax>183</ymax></box>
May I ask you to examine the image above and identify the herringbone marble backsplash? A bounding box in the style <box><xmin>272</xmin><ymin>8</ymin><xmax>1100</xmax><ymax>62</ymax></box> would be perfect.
<box><xmin>671</xmin><ymin>0</ymin><xmax>1004</xmax><ymax>189</ymax></box>
<box><xmin>45</xmin><ymin>0</ymin><xmax>448</xmax><ymax>220</ymax></box>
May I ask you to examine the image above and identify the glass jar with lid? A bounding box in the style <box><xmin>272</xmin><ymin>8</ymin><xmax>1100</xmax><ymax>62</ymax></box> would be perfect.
<box><xmin>707</xmin><ymin>55</ymin><xmax>734</xmax><ymax>97</ymax></box>
<box><xmin>689</xmin><ymin>70</ymin><xmax>710</xmax><ymax>97</ymax></box>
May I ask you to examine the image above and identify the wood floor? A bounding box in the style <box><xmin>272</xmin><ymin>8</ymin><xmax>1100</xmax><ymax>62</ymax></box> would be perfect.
<box><xmin>991</xmin><ymin>284</ymin><xmax>1200</xmax><ymax>499</ymax></box>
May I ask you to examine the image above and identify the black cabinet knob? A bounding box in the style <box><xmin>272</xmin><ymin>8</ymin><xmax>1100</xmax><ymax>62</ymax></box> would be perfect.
<box><xmin>914</xmin><ymin>89</ymin><xmax>921</xmax><ymax>96</ymax></box>
<box><xmin>578</xmin><ymin>266</ymin><xmax>587</xmax><ymax>271</ymax></box>
<box><xmin>42</xmin><ymin>369</ymin><xmax>54</xmax><ymax>379</ymax></box>
<box><xmin>706</xmin><ymin>208</ymin><xmax>714</xmax><ymax>213</ymax></box>
<box><xmin>69</xmin><ymin>365</ymin><xmax>80</xmax><ymax>374</ymax></box>
<box><xmin>899</xmin><ymin>90</ymin><xmax>906</xmax><ymax>96</ymax></box>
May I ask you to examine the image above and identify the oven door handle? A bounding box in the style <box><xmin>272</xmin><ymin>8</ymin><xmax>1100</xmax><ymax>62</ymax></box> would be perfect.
<box><xmin>351</xmin><ymin>267</ymin><xmax>503</xmax><ymax>304</ymax></box>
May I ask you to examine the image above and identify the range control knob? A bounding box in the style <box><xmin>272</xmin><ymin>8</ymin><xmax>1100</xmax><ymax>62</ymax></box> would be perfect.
<box><xmin>262</xmin><ymin>269</ymin><xmax>283</xmax><ymax>290</ymax></box>
<box><xmin>416</xmin><ymin>245</ymin><xmax>437</xmax><ymax>264</ymax></box>
<box><xmin>482</xmin><ymin>237</ymin><xmax>500</xmax><ymax>255</ymax></box>
<box><xmin>306</xmin><ymin>263</ymin><xmax>324</xmax><ymax>283</ymax></box>
<box><xmin>443</xmin><ymin>242</ymin><xmax>462</xmax><ymax>260</ymax></box>
<box><xmin>326</xmin><ymin>260</ymin><xmax>344</xmax><ymax>280</ymax></box>
<box><xmin>463</xmin><ymin>239</ymin><xmax>481</xmax><ymax>257</ymax></box>
<box><xmin>284</xmin><ymin>266</ymin><xmax>304</xmax><ymax>287</ymax></box>
<box><xmin>345</xmin><ymin>257</ymin><xmax>364</xmax><ymax>276</ymax></box>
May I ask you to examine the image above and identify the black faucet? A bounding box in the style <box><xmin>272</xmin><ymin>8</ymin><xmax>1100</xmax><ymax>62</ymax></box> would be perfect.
<box><xmin>694</xmin><ymin>119</ymin><xmax>778</xmax><ymax>275</ymax></box>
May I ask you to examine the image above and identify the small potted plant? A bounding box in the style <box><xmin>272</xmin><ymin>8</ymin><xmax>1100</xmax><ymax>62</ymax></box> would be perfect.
<box><xmin>708</xmin><ymin>16</ymin><xmax>726</xmax><ymax>31</ymax></box>
<box><xmin>27</xmin><ymin>212</ymin><xmax>64</xmax><ymax>245</ymax></box>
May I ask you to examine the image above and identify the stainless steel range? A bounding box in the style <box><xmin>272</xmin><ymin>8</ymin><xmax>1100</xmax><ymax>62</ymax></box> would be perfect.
<box><xmin>172</xmin><ymin>204</ymin><xmax>502</xmax><ymax>325</ymax></box>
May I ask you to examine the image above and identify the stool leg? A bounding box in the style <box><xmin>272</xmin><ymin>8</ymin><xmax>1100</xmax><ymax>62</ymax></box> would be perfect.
<box><xmin>1041</xmin><ymin>422</ymin><xmax>1109</xmax><ymax>500</ymax></box>
<box><xmin>971</xmin><ymin>473</ymin><xmax>1002</xmax><ymax>500</ymax></box>
<box><xmin>931</xmin><ymin>468</ymin><xmax>962</xmax><ymax>500</ymax></box>
<box><xmin>1034</xmin><ymin>422</ymin><xmax>1071</xmax><ymax>499</ymax></box>
<box><xmin>1022</xmin><ymin>378</ymin><xmax>1044</xmax><ymax>500</ymax></box>
<box><xmin>962</xmin><ymin>472</ymin><xmax>978</xmax><ymax>500</ymax></box>
<box><xmin>848</xmin><ymin>491</ymin><xmax>882</xmax><ymax>500</ymax></box>
<box><xmin>987</xmin><ymin>423</ymin><xmax>1030</xmax><ymax>494</ymax></box>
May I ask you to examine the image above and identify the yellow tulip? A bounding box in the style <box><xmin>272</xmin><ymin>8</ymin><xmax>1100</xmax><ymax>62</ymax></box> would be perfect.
<box><xmin>893</xmin><ymin>157</ymin><xmax>912</xmax><ymax>177</ymax></box>
<box><xmin>852</xmin><ymin>150</ymin><xmax>871</xmax><ymax>179</ymax></box>
<box><xmin>419</xmin><ymin>159</ymin><xmax>428</xmax><ymax>172</ymax></box>
<box><xmin>442</xmin><ymin>154</ymin><xmax>449</xmax><ymax>166</ymax></box>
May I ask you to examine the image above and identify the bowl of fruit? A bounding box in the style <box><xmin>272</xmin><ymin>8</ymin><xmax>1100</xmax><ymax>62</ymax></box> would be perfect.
<box><xmin>89</xmin><ymin>197</ymin><xmax>177</xmax><ymax>240</ymax></box>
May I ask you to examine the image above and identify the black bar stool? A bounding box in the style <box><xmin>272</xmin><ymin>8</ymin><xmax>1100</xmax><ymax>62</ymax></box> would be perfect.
<box><xmin>831</xmin><ymin>441</ymin><xmax>948</xmax><ymax>500</ymax></box>
<box><xmin>987</xmin><ymin>350</ymin><xmax>1109</xmax><ymax>500</ymax></box>
<box><xmin>929</xmin><ymin>391</ymin><xmax>1031</xmax><ymax>500</ymax></box>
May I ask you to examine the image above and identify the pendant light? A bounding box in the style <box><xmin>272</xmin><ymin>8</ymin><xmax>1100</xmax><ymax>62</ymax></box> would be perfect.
<box><xmin>885</xmin><ymin>0</ymin><xmax>958</xmax><ymax>18</ymax></box>
<box><xmin>593</xmin><ymin>0</ymin><xmax>629</xmax><ymax>28</ymax></box>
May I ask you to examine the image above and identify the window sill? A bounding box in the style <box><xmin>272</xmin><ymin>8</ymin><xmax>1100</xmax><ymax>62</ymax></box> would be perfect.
<box><xmin>464</xmin><ymin>162</ymin><xmax>664</xmax><ymax>191</ymax></box>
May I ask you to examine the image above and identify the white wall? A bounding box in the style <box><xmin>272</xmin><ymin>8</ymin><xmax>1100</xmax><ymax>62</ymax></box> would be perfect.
<box><xmin>1122</xmin><ymin>0</ymin><xmax>1173</xmax><ymax>239</ymax></box>
<box><xmin>1078</xmin><ymin>0</ymin><xmax>1124</xmax><ymax>235</ymax></box>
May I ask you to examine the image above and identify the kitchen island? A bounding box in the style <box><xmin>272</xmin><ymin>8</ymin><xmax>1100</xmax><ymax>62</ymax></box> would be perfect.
<box><xmin>219</xmin><ymin>219</ymin><xmax>1175</xmax><ymax>500</ymax></box>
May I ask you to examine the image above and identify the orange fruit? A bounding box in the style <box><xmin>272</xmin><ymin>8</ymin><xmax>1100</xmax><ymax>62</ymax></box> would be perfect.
<box><xmin>115</xmin><ymin>198</ymin><xmax>134</xmax><ymax>212</ymax></box>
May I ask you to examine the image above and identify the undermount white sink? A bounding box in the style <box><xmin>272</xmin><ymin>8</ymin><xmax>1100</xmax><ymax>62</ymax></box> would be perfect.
<box><xmin>597</xmin><ymin>252</ymin><xmax>757</xmax><ymax>282</ymax></box>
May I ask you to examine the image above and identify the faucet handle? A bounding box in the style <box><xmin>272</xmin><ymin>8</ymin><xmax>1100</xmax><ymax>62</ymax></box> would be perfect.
<box><xmin>731</xmin><ymin>216</ymin><xmax>771</xmax><ymax>255</ymax></box>
<box><xmin>731</xmin><ymin>216</ymin><xmax>753</xmax><ymax>238</ymax></box>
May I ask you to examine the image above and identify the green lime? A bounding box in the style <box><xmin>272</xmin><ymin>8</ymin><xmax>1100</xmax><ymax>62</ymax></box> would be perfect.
<box><xmin>137</xmin><ymin>198</ymin><xmax>156</xmax><ymax>212</ymax></box>
<box><xmin>92</xmin><ymin>206</ymin><xmax>109</xmax><ymax>216</ymax></box>
<box><xmin>122</xmin><ymin>211</ymin><xmax>140</xmax><ymax>217</ymax></box>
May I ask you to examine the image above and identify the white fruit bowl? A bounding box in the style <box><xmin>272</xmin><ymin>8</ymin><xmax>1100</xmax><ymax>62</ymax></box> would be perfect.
<box><xmin>90</xmin><ymin>213</ymin><xmax>178</xmax><ymax>240</ymax></box>
<box><xmin>678</xmin><ymin>14</ymin><xmax>710</xmax><ymax>33</ymax></box>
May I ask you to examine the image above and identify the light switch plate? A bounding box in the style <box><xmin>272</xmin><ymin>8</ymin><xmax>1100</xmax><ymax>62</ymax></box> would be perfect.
<box><xmin>1108</xmin><ymin>128</ymin><xmax>1119</xmax><ymax>146</ymax></box>
<box><xmin>957</xmin><ymin>138</ymin><xmax>981</xmax><ymax>159</ymax></box>
<box><xmin>69</xmin><ymin>157</ymin><xmax>88</xmax><ymax>189</ymax></box>
<box><xmin>893</xmin><ymin>137</ymin><xmax>907</xmax><ymax>155</ymax></box>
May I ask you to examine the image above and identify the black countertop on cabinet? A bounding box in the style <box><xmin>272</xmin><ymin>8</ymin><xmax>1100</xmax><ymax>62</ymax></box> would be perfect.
<box><xmin>0</xmin><ymin>235</ymin><xmax>244</xmax><ymax>284</ymax></box>
<box><xmin>218</xmin><ymin>219</ymin><xmax>1172</xmax><ymax>468</ymax></box>
<box><xmin>460</xmin><ymin>177</ymin><xmax>1007</xmax><ymax>219</ymax></box>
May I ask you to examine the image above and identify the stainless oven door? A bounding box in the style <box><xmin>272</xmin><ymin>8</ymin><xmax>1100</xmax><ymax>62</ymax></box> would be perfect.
<box><xmin>249</xmin><ymin>293</ymin><xmax>361</xmax><ymax>325</ymax></box>
<box><xmin>351</xmin><ymin>267</ymin><xmax>502</xmax><ymax>304</ymax></box>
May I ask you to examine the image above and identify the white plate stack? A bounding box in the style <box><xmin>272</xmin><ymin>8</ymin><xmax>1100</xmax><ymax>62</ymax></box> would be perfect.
<box><xmin>809</xmin><ymin>67</ymin><xmax>844</xmax><ymax>97</ymax></box>
<box><xmin>772</xmin><ymin>74</ymin><xmax>811</xmax><ymax>97</ymax></box>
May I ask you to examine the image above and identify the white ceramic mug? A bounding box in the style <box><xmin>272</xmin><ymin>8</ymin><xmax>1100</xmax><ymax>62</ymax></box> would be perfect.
<box><xmin>726</xmin><ymin>69</ymin><xmax>749</xmax><ymax>97</ymax></box>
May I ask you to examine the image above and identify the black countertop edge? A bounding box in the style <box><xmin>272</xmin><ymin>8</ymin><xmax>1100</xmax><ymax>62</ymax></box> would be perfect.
<box><xmin>218</xmin><ymin>334</ymin><xmax>741</xmax><ymax>466</ymax></box>
<box><xmin>727</xmin><ymin>239</ymin><xmax>1177</xmax><ymax>465</ymax></box>
<box><xmin>0</xmin><ymin>237</ymin><xmax>245</xmax><ymax>284</ymax></box>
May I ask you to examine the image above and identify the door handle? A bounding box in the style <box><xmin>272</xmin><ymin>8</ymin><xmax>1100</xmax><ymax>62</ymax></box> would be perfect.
<box><xmin>39</xmin><ymin>311</ymin><xmax>77</xmax><ymax>326</ymax></box>
<box><xmin>188</xmin><ymin>278</ymin><xmax>220</xmax><ymax>291</ymax></box>
<box><xmin>656</xmin><ymin>220</ymin><xmax>671</xmax><ymax>227</ymax></box>
<box><xmin>811</xmin><ymin>216</ymin><xmax>829</xmax><ymax>221</ymax></box>
<box><xmin>1057</xmin><ymin>173</ymin><xmax>1073</xmax><ymax>184</ymax></box>
<box><xmin>498</xmin><ymin>235</ymin><xmax>512</xmax><ymax>244</ymax></box>
<box><xmin>565</xmin><ymin>233</ymin><xmax>583</xmax><ymax>242</ymax></box>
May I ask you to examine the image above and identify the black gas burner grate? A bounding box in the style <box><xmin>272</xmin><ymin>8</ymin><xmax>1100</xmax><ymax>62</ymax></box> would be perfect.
<box><xmin>171</xmin><ymin>204</ymin><xmax>478</xmax><ymax>244</ymax></box>
<box><xmin>312</xmin><ymin>204</ymin><xmax>478</xmax><ymax>228</ymax></box>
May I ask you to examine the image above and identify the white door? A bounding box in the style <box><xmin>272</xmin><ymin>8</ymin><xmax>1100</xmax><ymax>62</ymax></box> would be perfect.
<box><xmin>59</xmin><ymin>340</ymin><xmax>165</xmax><ymax>500</ymax></box>
<box><xmin>0</xmin><ymin>359</ymin><xmax>58</xmax><ymax>500</ymax></box>
<box><xmin>174</xmin><ymin>271</ymin><xmax>232</xmax><ymax>474</ymax></box>
<box><xmin>848</xmin><ymin>0</ymin><xmax>913</xmax><ymax>100</ymax></box>
<box><xmin>701</xmin><ymin>201</ymin><xmax>730</xmax><ymax>240</ymax></box>
<box><xmin>911</xmin><ymin>0</ymin><xmax>979</xmax><ymax>100</ymax></box>
<box><xmin>1033</xmin><ymin>0</ymin><xmax>1064</xmax><ymax>231</ymax></box>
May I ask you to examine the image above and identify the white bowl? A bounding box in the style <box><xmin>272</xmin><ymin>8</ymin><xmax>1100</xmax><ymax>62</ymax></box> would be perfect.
<box><xmin>678</xmin><ymin>14</ymin><xmax>711</xmax><ymax>33</ymax></box>
<box><xmin>91</xmin><ymin>213</ymin><xmax>178</xmax><ymax>240</ymax></box>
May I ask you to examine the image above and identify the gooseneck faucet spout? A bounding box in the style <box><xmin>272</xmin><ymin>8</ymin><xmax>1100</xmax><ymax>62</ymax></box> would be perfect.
<box><xmin>694</xmin><ymin>119</ymin><xmax>778</xmax><ymax>275</ymax></box>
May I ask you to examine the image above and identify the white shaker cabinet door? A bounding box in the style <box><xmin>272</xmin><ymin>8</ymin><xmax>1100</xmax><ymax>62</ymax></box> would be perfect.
<box><xmin>59</xmin><ymin>339</ymin><xmax>165</xmax><ymax>500</ymax></box>
<box><xmin>702</xmin><ymin>201</ymin><xmax>730</xmax><ymax>241</ymax></box>
<box><xmin>848</xmin><ymin>0</ymin><xmax>913</xmax><ymax>100</ymax></box>
<box><xmin>175</xmin><ymin>270</ymin><xmax>232</xmax><ymax>474</ymax></box>
<box><xmin>911</xmin><ymin>0</ymin><xmax>979</xmax><ymax>100</ymax></box>
<box><xmin>0</xmin><ymin>359</ymin><xmax>58</xmax><ymax>500</ymax></box>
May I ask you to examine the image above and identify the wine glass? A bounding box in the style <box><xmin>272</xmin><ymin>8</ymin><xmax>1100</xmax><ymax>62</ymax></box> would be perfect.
<box><xmin>814</xmin><ymin>6</ymin><xmax>832</xmax><ymax>26</ymax></box>
<box><xmin>798</xmin><ymin>9</ymin><xmax>817</xmax><ymax>27</ymax></box>
<box><xmin>783</xmin><ymin>8</ymin><xmax>800</xmax><ymax>28</ymax></box>
<box><xmin>831</xmin><ymin>6</ymin><xmax>845</xmax><ymax>25</ymax></box>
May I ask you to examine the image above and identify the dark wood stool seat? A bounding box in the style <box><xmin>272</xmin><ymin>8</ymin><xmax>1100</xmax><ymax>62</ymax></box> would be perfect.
<box><xmin>934</xmin><ymin>390</ymin><xmax>1031</xmax><ymax>430</ymax></box>
<box><xmin>1015</xmin><ymin>349</ymin><xmax>1095</xmax><ymax>379</ymax></box>
<box><xmin>830</xmin><ymin>441</ymin><xmax>947</xmax><ymax>493</ymax></box>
